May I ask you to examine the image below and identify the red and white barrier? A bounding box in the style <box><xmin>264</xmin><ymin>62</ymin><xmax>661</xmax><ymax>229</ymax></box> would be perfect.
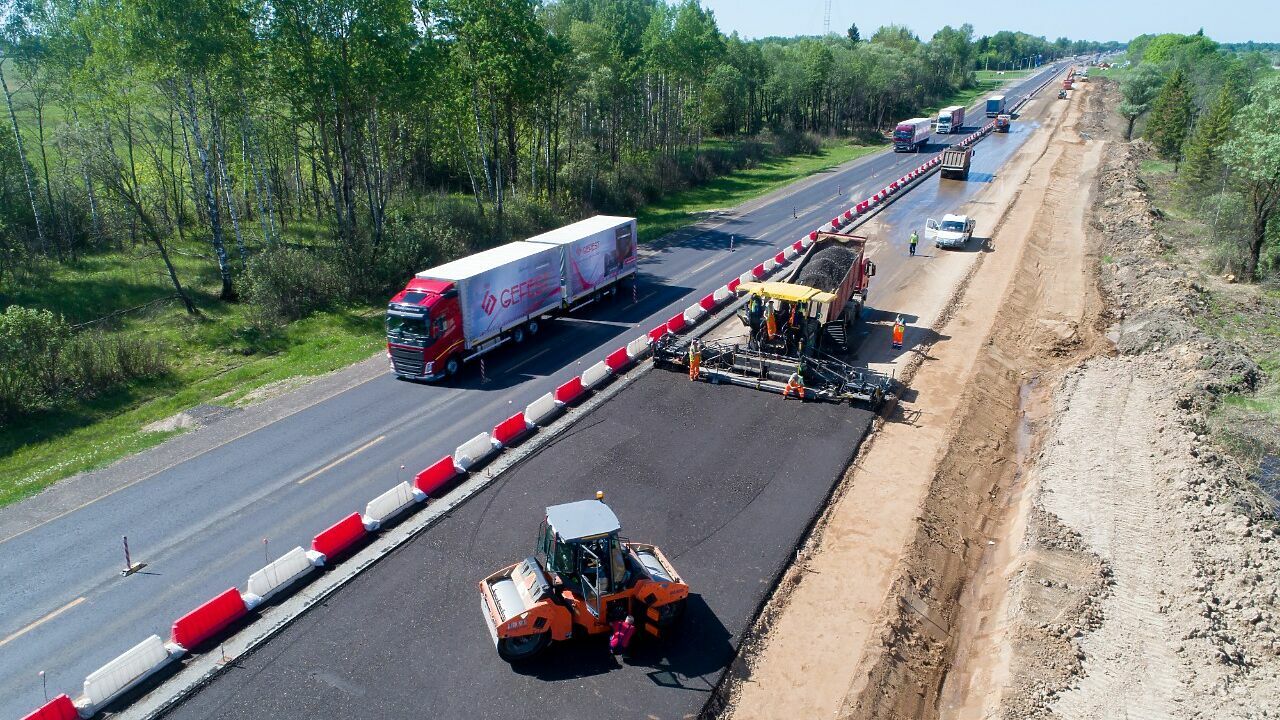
<box><xmin>83</xmin><ymin>635</ymin><xmax>180</xmax><ymax>711</ymax></box>
<box><xmin>413</xmin><ymin>457</ymin><xmax>457</xmax><ymax>496</ymax></box>
<box><xmin>682</xmin><ymin>303</ymin><xmax>706</xmax><ymax>325</ymax></box>
<box><xmin>554</xmin><ymin>376</ymin><xmax>585</xmax><ymax>405</ymax></box>
<box><xmin>171</xmin><ymin>589</ymin><xmax>246</xmax><ymax>650</ymax></box>
<box><xmin>245</xmin><ymin>546</ymin><xmax>319</xmax><ymax>608</ymax></box>
<box><xmin>666</xmin><ymin>312</ymin><xmax>686</xmax><ymax>333</ymax></box>
<box><xmin>362</xmin><ymin>481</ymin><xmax>419</xmax><ymax>530</ymax></box>
<box><xmin>713</xmin><ymin>285</ymin><xmax>733</xmax><ymax>303</ymax></box>
<box><xmin>624</xmin><ymin>335</ymin><xmax>649</xmax><ymax>360</ymax></box>
<box><xmin>581</xmin><ymin>360</ymin><xmax>611</xmax><ymax>389</ymax></box>
<box><xmin>647</xmin><ymin>324</ymin><xmax>667</xmax><ymax>342</ymax></box>
<box><xmin>452</xmin><ymin>433</ymin><xmax>496</xmax><ymax>473</ymax></box>
<box><xmin>737</xmin><ymin>270</ymin><xmax>754</xmax><ymax>285</ymax></box>
<box><xmin>751</xmin><ymin>263</ymin><xmax>766</xmax><ymax>278</ymax></box>
<box><xmin>313</xmin><ymin>512</ymin><xmax>368</xmax><ymax>560</ymax></box>
<box><xmin>491</xmin><ymin>412</ymin><xmax>529</xmax><ymax>447</ymax></box>
<box><xmin>524</xmin><ymin>391</ymin><xmax>559</xmax><ymax>426</ymax></box>
<box><xmin>21</xmin><ymin>694</ymin><xmax>77</xmax><ymax>720</ymax></box>
<box><xmin>605</xmin><ymin>347</ymin><xmax>631</xmax><ymax>372</ymax></box>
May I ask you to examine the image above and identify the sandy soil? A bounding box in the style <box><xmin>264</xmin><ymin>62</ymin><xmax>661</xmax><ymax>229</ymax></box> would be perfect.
<box><xmin>719</xmin><ymin>81</ymin><xmax>1092</xmax><ymax>719</ymax></box>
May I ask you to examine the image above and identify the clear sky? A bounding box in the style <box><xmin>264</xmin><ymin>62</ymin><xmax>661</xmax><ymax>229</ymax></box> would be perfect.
<box><xmin>698</xmin><ymin>0</ymin><xmax>1277</xmax><ymax>44</ymax></box>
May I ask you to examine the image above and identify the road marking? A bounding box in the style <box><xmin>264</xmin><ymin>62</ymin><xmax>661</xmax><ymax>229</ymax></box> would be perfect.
<box><xmin>681</xmin><ymin>257</ymin><xmax>719</xmax><ymax>281</ymax></box>
<box><xmin>506</xmin><ymin>348</ymin><xmax>551</xmax><ymax>374</ymax></box>
<box><xmin>297</xmin><ymin>435</ymin><xmax>387</xmax><ymax>485</ymax></box>
<box><xmin>0</xmin><ymin>596</ymin><xmax>86</xmax><ymax>649</ymax></box>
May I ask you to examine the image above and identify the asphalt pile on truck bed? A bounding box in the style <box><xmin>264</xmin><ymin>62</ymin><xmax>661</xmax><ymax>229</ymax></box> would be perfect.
<box><xmin>796</xmin><ymin>246</ymin><xmax>857</xmax><ymax>292</ymax></box>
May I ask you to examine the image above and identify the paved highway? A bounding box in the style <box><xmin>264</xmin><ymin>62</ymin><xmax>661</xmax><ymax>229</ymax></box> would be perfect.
<box><xmin>0</xmin><ymin>64</ymin><xmax>1063</xmax><ymax>717</ymax></box>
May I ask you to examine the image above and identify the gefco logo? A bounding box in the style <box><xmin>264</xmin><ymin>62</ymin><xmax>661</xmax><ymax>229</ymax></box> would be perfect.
<box><xmin>576</xmin><ymin>241</ymin><xmax>600</xmax><ymax>257</ymax></box>
<box><xmin>481</xmin><ymin>277</ymin><xmax>549</xmax><ymax>316</ymax></box>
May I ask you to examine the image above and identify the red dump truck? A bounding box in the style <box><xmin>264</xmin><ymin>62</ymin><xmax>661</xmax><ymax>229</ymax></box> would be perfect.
<box><xmin>386</xmin><ymin>215</ymin><xmax>637</xmax><ymax>380</ymax></box>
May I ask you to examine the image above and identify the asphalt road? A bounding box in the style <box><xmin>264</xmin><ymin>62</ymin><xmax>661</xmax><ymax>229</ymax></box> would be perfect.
<box><xmin>164</xmin><ymin>373</ymin><xmax>875</xmax><ymax>719</ymax></box>
<box><xmin>0</xmin><ymin>64</ymin><xmax>1064</xmax><ymax>717</ymax></box>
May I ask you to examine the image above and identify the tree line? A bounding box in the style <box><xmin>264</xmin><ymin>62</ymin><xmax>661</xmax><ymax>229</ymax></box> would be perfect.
<box><xmin>1118</xmin><ymin>31</ymin><xmax>1280</xmax><ymax>280</ymax></box>
<box><xmin>1</xmin><ymin>0</ymin><xmax>1113</xmax><ymax>315</ymax></box>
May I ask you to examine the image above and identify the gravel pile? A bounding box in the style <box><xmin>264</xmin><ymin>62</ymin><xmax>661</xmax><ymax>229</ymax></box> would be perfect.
<box><xmin>796</xmin><ymin>245</ymin><xmax>857</xmax><ymax>292</ymax></box>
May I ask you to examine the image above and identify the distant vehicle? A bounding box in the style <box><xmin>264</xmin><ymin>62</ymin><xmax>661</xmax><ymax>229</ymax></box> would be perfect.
<box><xmin>386</xmin><ymin>215</ymin><xmax>637</xmax><ymax>380</ymax></box>
<box><xmin>893</xmin><ymin>118</ymin><xmax>932</xmax><ymax>152</ymax></box>
<box><xmin>936</xmin><ymin>105</ymin><xmax>965</xmax><ymax>134</ymax></box>
<box><xmin>995</xmin><ymin>114</ymin><xmax>1012</xmax><ymax>133</ymax></box>
<box><xmin>939</xmin><ymin>147</ymin><xmax>973</xmax><ymax>180</ymax></box>
<box><xmin>985</xmin><ymin>95</ymin><xmax>1007</xmax><ymax>117</ymax></box>
<box><xmin>1058</xmin><ymin>90</ymin><xmax>1068</xmax><ymax>100</ymax></box>
<box><xmin>925</xmin><ymin>214</ymin><xmax>976</xmax><ymax>249</ymax></box>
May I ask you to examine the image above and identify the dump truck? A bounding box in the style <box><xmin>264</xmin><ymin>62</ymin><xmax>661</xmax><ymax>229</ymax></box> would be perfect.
<box><xmin>985</xmin><ymin>95</ymin><xmax>1007</xmax><ymax>118</ymax></box>
<box><xmin>651</xmin><ymin>232</ymin><xmax>896</xmax><ymax>408</ymax></box>
<box><xmin>936</xmin><ymin>105</ymin><xmax>965</xmax><ymax>134</ymax></box>
<box><xmin>940</xmin><ymin>147</ymin><xmax>972</xmax><ymax>180</ymax></box>
<box><xmin>995</xmin><ymin>114</ymin><xmax>1012</xmax><ymax>133</ymax></box>
<box><xmin>479</xmin><ymin>494</ymin><xmax>688</xmax><ymax>662</ymax></box>
<box><xmin>925</xmin><ymin>214</ymin><xmax>976</xmax><ymax>249</ymax></box>
<box><xmin>386</xmin><ymin>216</ymin><xmax>637</xmax><ymax>380</ymax></box>
<box><xmin>893</xmin><ymin>118</ymin><xmax>932</xmax><ymax>152</ymax></box>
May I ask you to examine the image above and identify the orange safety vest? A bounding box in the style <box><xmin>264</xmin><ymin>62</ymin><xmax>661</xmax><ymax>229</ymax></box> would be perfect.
<box><xmin>765</xmin><ymin>308</ymin><xmax>778</xmax><ymax>338</ymax></box>
<box><xmin>892</xmin><ymin>322</ymin><xmax>905</xmax><ymax>346</ymax></box>
<box><xmin>688</xmin><ymin>347</ymin><xmax>701</xmax><ymax>380</ymax></box>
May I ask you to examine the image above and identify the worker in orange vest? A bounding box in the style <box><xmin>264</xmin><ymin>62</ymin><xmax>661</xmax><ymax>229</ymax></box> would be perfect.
<box><xmin>891</xmin><ymin>315</ymin><xmax>905</xmax><ymax>350</ymax></box>
<box><xmin>783</xmin><ymin>365</ymin><xmax>806</xmax><ymax>400</ymax></box>
<box><xmin>764</xmin><ymin>302</ymin><xmax>778</xmax><ymax>340</ymax></box>
<box><xmin>688</xmin><ymin>338</ymin><xmax>702</xmax><ymax>381</ymax></box>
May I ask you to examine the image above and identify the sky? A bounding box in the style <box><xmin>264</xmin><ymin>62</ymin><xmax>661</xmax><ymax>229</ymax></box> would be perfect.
<box><xmin>698</xmin><ymin>0</ymin><xmax>1278</xmax><ymax>45</ymax></box>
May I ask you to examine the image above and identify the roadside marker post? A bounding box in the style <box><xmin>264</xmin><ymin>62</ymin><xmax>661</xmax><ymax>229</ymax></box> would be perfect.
<box><xmin>121</xmin><ymin>535</ymin><xmax>146</xmax><ymax>576</ymax></box>
<box><xmin>480</xmin><ymin>357</ymin><xmax>488</xmax><ymax>384</ymax></box>
<box><xmin>729</xmin><ymin>235</ymin><xmax>735</xmax><ymax>252</ymax></box>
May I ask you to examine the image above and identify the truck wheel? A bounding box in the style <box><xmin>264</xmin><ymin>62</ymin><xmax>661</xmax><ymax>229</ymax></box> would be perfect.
<box><xmin>512</xmin><ymin>326</ymin><xmax>526</xmax><ymax>344</ymax></box>
<box><xmin>526</xmin><ymin>319</ymin><xmax>540</xmax><ymax>336</ymax></box>
<box><xmin>444</xmin><ymin>355</ymin><xmax>461</xmax><ymax>377</ymax></box>
<box><xmin>497</xmin><ymin>631</ymin><xmax>550</xmax><ymax>663</ymax></box>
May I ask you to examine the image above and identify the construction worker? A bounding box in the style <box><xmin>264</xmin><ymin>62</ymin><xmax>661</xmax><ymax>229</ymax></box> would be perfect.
<box><xmin>609</xmin><ymin>615</ymin><xmax>636</xmax><ymax>654</ymax></box>
<box><xmin>909</xmin><ymin>230</ymin><xmax>919</xmax><ymax>257</ymax></box>
<box><xmin>783</xmin><ymin>363</ymin><xmax>806</xmax><ymax>400</ymax></box>
<box><xmin>892</xmin><ymin>315</ymin><xmax>905</xmax><ymax>350</ymax></box>
<box><xmin>764</xmin><ymin>302</ymin><xmax>778</xmax><ymax>340</ymax></box>
<box><xmin>688</xmin><ymin>338</ymin><xmax>702</xmax><ymax>381</ymax></box>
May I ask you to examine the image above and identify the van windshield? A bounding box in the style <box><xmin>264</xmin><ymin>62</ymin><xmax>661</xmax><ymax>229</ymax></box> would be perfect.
<box><xmin>941</xmin><ymin>220</ymin><xmax>966</xmax><ymax>232</ymax></box>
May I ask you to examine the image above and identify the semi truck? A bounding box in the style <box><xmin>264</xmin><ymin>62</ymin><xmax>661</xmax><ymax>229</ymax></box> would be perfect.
<box><xmin>939</xmin><ymin>147</ymin><xmax>972</xmax><ymax>180</ymax></box>
<box><xmin>985</xmin><ymin>95</ymin><xmax>1007</xmax><ymax>117</ymax></box>
<box><xmin>936</xmin><ymin>105</ymin><xmax>965</xmax><ymax>134</ymax></box>
<box><xmin>385</xmin><ymin>215</ymin><xmax>638</xmax><ymax>380</ymax></box>
<box><xmin>995</xmin><ymin>114</ymin><xmax>1012</xmax><ymax>132</ymax></box>
<box><xmin>893</xmin><ymin>118</ymin><xmax>932</xmax><ymax>152</ymax></box>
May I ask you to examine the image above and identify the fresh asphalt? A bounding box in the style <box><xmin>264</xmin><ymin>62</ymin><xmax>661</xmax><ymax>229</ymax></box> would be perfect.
<box><xmin>164</xmin><ymin>373</ymin><xmax>875</xmax><ymax>719</ymax></box>
<box><xmin>0</xmin><ymin>65</ymin><xmax>1064</xmax><ymax>717</ymax></box>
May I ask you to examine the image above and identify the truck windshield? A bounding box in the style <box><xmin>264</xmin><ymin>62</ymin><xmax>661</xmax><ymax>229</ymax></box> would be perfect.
<box><xmin>893</xmin><ymin>129</ymin><xmax>913</xmax><ymax>140</ymax></box>
<box><xmin>941</xmin><ymin>221</ymin><xmax>966</xmax><ymax>232</ymax></box>
<box><xmin>385</xmin><ymin>313</ymin><xmax>431</xmax><ymax>343</ymax></box>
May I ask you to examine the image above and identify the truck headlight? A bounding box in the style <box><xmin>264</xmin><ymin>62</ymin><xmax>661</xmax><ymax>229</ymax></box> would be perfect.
<box><xmin>425</xmin><ymin>361</ymin><xmax>434</xmax><ymax>374</ymax></box>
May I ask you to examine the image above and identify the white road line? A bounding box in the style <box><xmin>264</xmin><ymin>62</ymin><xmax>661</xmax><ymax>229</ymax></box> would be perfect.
<box><xmin>0</xmin><ymin>596</ymin><xmax>86</xmax><ymax>648</ymax></box>
<box><xmin>297</xmin><ymin>435</ymin><xmax>387</xmax><ymax>485</ymax></box>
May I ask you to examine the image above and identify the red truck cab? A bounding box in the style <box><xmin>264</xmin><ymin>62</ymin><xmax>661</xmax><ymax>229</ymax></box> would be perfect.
<box><xmin>386</xmin><ymin>277</ymin><xmax>465</xmax><ymax>380</ymax></box>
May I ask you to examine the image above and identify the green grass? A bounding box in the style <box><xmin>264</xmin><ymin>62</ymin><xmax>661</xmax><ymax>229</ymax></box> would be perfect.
<box><xmin>1140</xmin><ymin>159</ymin><xmax>1176</xmax><ymax>176</ymax></box>
<box><xmin>636</xmin><ymin>140</ymin><xmax>882</xmax><ymax>242</ymax></box>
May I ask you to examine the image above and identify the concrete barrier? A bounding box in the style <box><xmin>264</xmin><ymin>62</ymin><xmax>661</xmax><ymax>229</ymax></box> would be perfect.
<box><xmin>21</xmin><ymin>694</ymin><xmax>77</xmax><ymax>720</ymax></box>
<box><xmin>682</xmin><ymin>303</ymin><xmax>706</xmax><ymax>325</ymax></box>
<box><xmin>782</xmin><ymin>246</ymin><xmax>798</xmax><ymax>261</ymax></box>
<box><xmin>774</xmin><ymin>251</ymin><xmax>787</xmax><ymax>265</ymax></box>
<box><xmin>581</xmin><ymin>360</ymin><xmax>611</xmax><ymax>389</ymax></box>
<box><xmin>698</xmin><ymin>293</ymin><xmax>717</xmax><ymax>311</ymax></box>
<box><xmin>624</xmin><ymin>336</ymin><xmax>649</xmax><ymax>360</ymax></box>
<box><xmin>414</xmin><ymin>456</ymin><xmax>458</xmax><ymax>496</ymax></box>
<box><xmin>452</xmin><ymin>433</ymin><xmax>496</xmax><ymax>473</ymax></box>
<box><xmin>524</xmin><ymin>391</ymin><xmax>559</xmax><ymax>425</ymax></box>
<box><xmin>751</xmin><ymin>263</ymin><xmax>766</xmax><ymax>278</ymax></box>
<box><xmin>738</xmin><ymin>270</ymin><xmax>754</xmax><ymax>285</ymax></box>
<box><xmin>713</xmin><ymin>285</ymin><xmax>733</xmax><ymax>303</ymax></box>
<box><xmin>554</xmin><ymin>376</ymin><xmax>585</xmax><ymax>405</ymax></box>
<box><xmin>491</xmin><ymin>412</ymin><xmax>529</xmax><ymax>448</ymax></box>
<box><xmin>245</xmin><ymin>546</ymin><xmax>317</xmax><ymax>607</ymax></box>
<box><xmin>808</xmin><ymin>231</ymin><xmax>818</xmax><ymax>241</ymax></box>
<box><xmin>83</xmin><ymin>635</ymin><xmax>178</xmax><ymax>710</ymax></box>
<box><xmin>312</xmin><ymin>512</ymin><xmax>368</xmax><ymax>559</ymax></box>
<box><xmin>171</xmin><ymin>588</ymin><xmax>246</xmax><ymax>650</ymax></box>
<box><xmin>362</xmin><ymin>481</ymin><xmax>419</xmax><ymax>530</ymax></box>
<box><xmin>605</xmin><ymin>347</ymin><xmax>631</xmax><ymax>372</ymax></box>
<box><xmin>647</xmin><ymin>324</ymin><xmax>668</xmax><ymax>342</ymax></box>
<box><xmin>666</xmin><ymin>311</ymin><xmax>687</xmax><ymax>333</ymax></box>
<box><xmin>762</xmin><ymin>258</ymin><xmax>777</xmax><ymax>273</ymax></box>
<box><xmin>843</xmin><ymin>210</ymin><xmax>853</xmax><ymax>220</ymax></box>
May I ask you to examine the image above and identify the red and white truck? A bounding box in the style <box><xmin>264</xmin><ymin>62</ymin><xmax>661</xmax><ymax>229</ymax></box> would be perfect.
<box><xmin>893</xmin><ymin>118</ymin><xmax>932</xmax><ymax>152</ymax></box>
<box><xmin>386</xmin><ymin>215</ymin><xmax>638</xmax><ymax>380</ymax></box>
<box><xmin>935</xmin><ymin>105</ymin><xmax>965</xmax><ymax>134</ymax></box>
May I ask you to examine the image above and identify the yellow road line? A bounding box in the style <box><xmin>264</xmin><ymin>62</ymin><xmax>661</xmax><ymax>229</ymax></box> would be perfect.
<box><xmin>296</xmin><ymin>435</ymin><xmax>386</xmax><ymax>485</ymax></box>
<box><xmin>0</xmin><ymin>596</ymin><xmax>86</xmax><ymax>648</ymax></box>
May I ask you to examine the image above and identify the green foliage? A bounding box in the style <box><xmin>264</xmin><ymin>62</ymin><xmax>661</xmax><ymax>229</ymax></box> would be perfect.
<box><xmin>244</xmin><ymin>248</ymin><xmax>345</xmax><ymax>324</ymax></box>
<box><xmin>1140</xmin><ymin>33</ymin><xmax>1219</xmax><ymax>65</ymax></box>
<box><xmin>1221</xmin><ymin>75</ymin><xmax>1280</xmax><ymax>280</ymax></box>
<box><xmin>1118</xmin><ymin>63</ymin><xmax>1164</xmax><ymax>139</ymax></box>
<box><xmin>1144</xmin><ymin>66</ymin><xmax>1194</xmax><ymax>160</ymax></box>
<box><xmin>1180</xmin><ymin>71</ymin><xmax>1245</xmax><ymax>190</ymax></box>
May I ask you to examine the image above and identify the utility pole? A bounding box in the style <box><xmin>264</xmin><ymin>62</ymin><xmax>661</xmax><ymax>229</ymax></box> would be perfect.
<box><xmin>823</xmin><ymin>0</ymin><xmax>831</xmax><ymax>35</ymax></box>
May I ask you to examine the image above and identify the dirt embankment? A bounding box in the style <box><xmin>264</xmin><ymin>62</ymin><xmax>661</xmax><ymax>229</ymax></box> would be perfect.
<box><xmin>977</xmin><ymin>79</ymin><xmax>1280</xmax><ymax>720</ymax></box>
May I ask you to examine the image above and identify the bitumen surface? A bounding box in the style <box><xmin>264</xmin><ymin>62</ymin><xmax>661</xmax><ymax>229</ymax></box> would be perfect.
<box><xmin>0</xmin><ymin>65</ymin><xmax>1064</xmax><ymax>717</ymax></box>
<box><xmin>163</xmin><ymin>372</ymin><xmax>873</xmax><ymax>719</ymax></box>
